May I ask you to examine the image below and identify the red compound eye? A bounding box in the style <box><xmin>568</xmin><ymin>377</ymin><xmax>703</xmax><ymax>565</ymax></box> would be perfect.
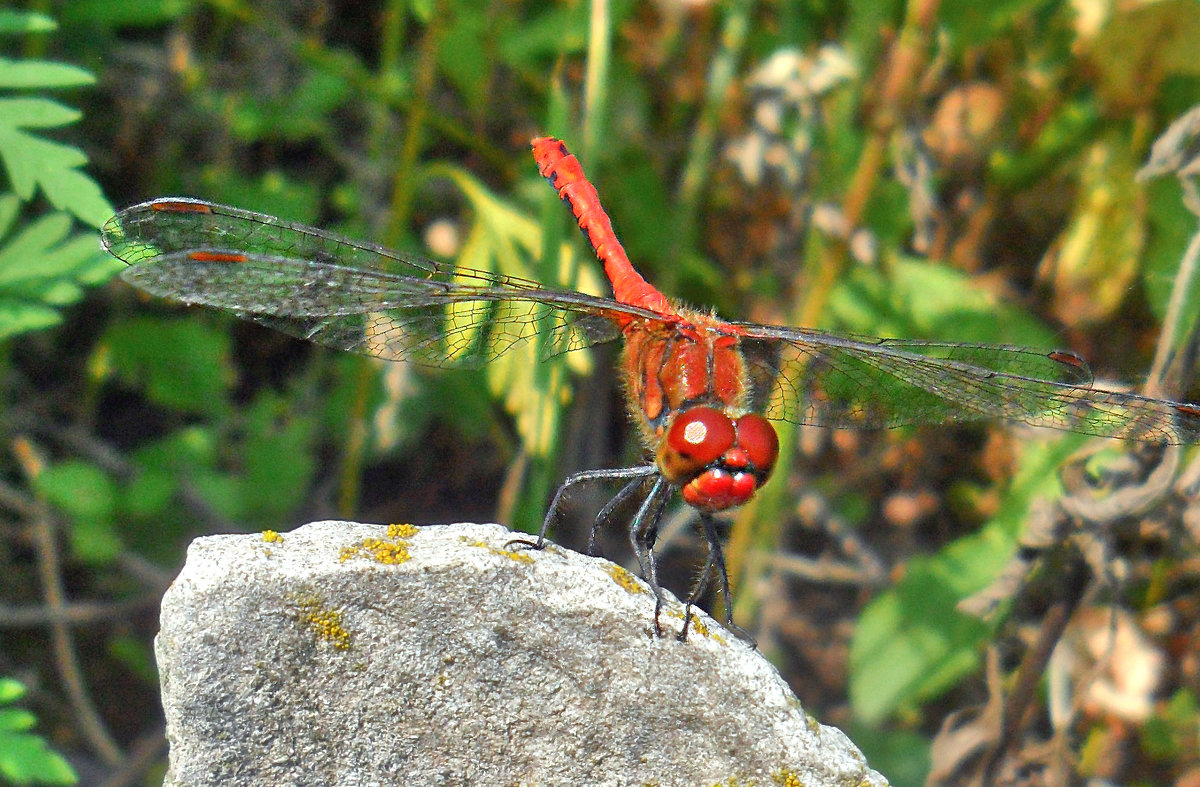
<box><xmin>658</xmin><ymin>406</ymin><xmax>736</xmax><ymax>483</ymax></box>
<box><xmin>735</xmin><ymin>413</ymin><xmax>778</xmax><ymax>476</ymax></box>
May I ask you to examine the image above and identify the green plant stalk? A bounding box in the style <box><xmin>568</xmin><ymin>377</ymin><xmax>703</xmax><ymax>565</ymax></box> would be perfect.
<box><xmin>581</xmin><ymin>0</ymin><xmax>612</xmax><ymax>164</ymax></box>
<box><xmin>508</xmin><ymin>3</ymin><xmax>611</xmax><ymax>531</ymax></box>
<box><xmin>378</xmin><ymin>0</ymin><xmax>407</xmax><ymax>77</ymax></box>
<box><xmin>669</xmin><ymin>0</ymin><xmax>751</xmax><ymax>294</ymax></box>
<box><xmin>1147</xmin><ymin>219</ymin><xmax>1200</xmax><ymax>398</ymax></box>
<box><xmin>730</xmin><ymin>0</ymin><xmax>942</xmax><ymax>630</ymax></box>
<box><xmin>337</xmin><ymin>3</ymin><xmax>445</xmax><ymax>516</ymax></box>
<box><xmin>512</xmin><ymin>78</ymin><xmax>574</xmax><ymax>532</ymax></box>
<box><xmin>384</xmin><ymin>4</ymin><xmax>443</xmax><ymax>250</ymax></box>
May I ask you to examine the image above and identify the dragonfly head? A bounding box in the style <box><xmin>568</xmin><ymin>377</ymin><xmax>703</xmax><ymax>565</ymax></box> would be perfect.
<box><xmin>656</xmin><ymin>406</ymin><xmax>779</xmax><ymax>511</ymax></box>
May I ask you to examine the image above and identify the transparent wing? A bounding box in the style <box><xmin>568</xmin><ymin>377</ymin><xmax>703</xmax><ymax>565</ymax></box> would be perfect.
<box><xmin>103</xmin><ymin>198</ymin><xmax>1200</xmax><ymax>444</ymax></box>
<box><xmin>733</xmin><ymin>322</ymin><xmax>1200</xmax><ymax>444</ymax></box>
<box><xmin>101</xmin><ymin>198</ymin><xmax>664</xmax><ymax>366</ymax></box>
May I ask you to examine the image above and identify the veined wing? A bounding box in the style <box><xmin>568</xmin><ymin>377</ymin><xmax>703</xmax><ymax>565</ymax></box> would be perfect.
<box><xmin>733</xmin><ymin>322</ymin><xmax>1200</xmax><ymax>444</ymax></box>
<box><xmin>101</xmin><ymin>199</ymin><xmax>665</xmax><ymax>367</ymax></box>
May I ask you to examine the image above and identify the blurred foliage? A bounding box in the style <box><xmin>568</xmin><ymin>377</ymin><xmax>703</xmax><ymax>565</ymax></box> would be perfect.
<box><xmin>0</xmin><ymin>678</ymin><xmax>76</xmax><ymax>785</ymax></box>
<box><xmin>0</xmin><ymin>0</ymin><xmax>1197</xmax><ymax>785</ymax></box>
<box><xmin>849</xmin><ymin>433</ymin><xmax>1088</xmax><ymax>725</ymax></box>
<box><xmin>0</xmin><ymin>10</ymin><xmax>116</xmax><ymax>341</ymax></box>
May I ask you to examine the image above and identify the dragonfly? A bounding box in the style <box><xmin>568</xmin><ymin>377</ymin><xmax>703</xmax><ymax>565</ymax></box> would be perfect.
<box><xmin>102</xmin><ymin>136</ymin><xmax>1200</xmax><ymax>640</ymax></box>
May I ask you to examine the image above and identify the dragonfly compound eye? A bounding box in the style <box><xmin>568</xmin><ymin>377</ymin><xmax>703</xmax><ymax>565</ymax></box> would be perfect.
<box><xmin>658</xmin><ymin>406</ymin><xmax>736</xmax><ymax>483</ymax></box>
<box><xmin>735</xmin><ymin>413</ymin><xmax>779</xmax><ymax>480</ymax></box>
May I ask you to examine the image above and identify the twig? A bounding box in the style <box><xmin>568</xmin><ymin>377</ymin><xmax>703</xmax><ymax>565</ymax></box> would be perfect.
<box><xmin>0</xmin><ymin>595</ymin><xmax>159</xmax><ymax>627</ymax></box>
<box><xmin>979</xmin><ymin>548</ymin><xmax>1088</xmax><ymax>781</ymax></box>
<box><xmin>96</xmin><ymin>726</ymin><xmax>168</xmax><ymax>787</ymax></box>
<box><xmin>14</xmin><ymin>435</ymin><xmax>125</xmax><ymax>766</ymax></box>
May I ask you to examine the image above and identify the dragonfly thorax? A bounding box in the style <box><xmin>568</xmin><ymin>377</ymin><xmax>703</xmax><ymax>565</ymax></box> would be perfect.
<box><xmin>656</xmin><ymin>406</ymin><xmax>779</xmax><ymax>511</ymax></box>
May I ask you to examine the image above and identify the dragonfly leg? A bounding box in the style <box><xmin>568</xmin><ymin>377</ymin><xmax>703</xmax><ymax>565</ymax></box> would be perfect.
<box><xmin>588</xmin><ymin>476</ymin><xmax>652</xmax><ymax>555</ymax></box>
<box><xmin>678</xmin><ymin>543</ymin><xmax>716</xmax><ymax>642</ymax></box>
<box><xmin>689</xmin><ymin>512</ymin><xmax>756</xmax><ymax>646</ymax></box>
<box><xmin>506</xmin><ymin>465</ymin><xmax>658</xmax><ymax>552</ymax></box>
<box><xmin>626</xmin><ymin>476</ymin><xmax>673</xmax><ymax>636</ymax></box>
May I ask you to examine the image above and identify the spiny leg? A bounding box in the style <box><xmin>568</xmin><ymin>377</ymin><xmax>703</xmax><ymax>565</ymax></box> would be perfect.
<box><xmin>627</xmin><ymin>476</ymin><xmax>673</xmax><ymax>636</ymax></box>
<box><xmin>588</xmin><ymin>476</ymin><xmax>652</xmax><ymax>556</ymax></box>
<box><xmin>694</xmin><ymin>512</ymin><xmax>756</xmax><ymax>645</ymax></box>
<box><xmin>679</xmin><ymin>542</ymin><xmax>717</xmax><ymax>641</ymax></box>
<box><xmin>628</xmin><ymin>477</ymin><xmax>670</xmax><ymax>580</ymax></box>
<box><xmin>506</xmin><ymin>465</ymin><xmax>658</xmax><ymax>551</ymax></box>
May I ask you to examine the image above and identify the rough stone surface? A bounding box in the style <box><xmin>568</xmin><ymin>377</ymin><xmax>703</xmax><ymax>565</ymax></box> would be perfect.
<box><xmin>156</xmin><ymin>521</ymin><xmax>889</xmax><ymax>786</ymax></box>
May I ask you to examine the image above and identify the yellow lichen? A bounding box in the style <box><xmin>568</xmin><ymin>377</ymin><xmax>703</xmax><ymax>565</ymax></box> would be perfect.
<box><xmin>387</xmin><ymin>523</ymin><xmax>418</xmax><ymax>538</ymax></box>
<box><xmin>606</xmin><ymin>564</ymin><xmax>647</xmax><ymax>594</ymax></box>
<box><xmin>340</xmin><ymin>528</ymin><xmax>415</xmax><ymax>565</ymax></box>
<box><xmin>687</xmin><ymin>614</ymin><xmax>715</xmax><ymax>639</ymax></box>
<box><xmin>772</xmin><ymin>769</ymin><xmax>804</xmax><ymax>787</ymax></box>
<box><xmin>662</xmin><ymin>606</ymin><xmax>726</xmax><ymax>645</ymax></box>
<box><xmin>294</xmin><ymin>597</ymin><xmax>351</xmax><ymax>650</ymax></box>
<box><xmin>365</xmin><ymin>537</ymin><xmax>412</xmax><ymax>564</ymax></box>
<box><xmin>461</xmin><ymin>538</ymin><xmax>536</xmax><ymax>564</ymax></box>
<box><xmin>261</xmin><ymin>530</ymin><xmax>283</xmax><ymax>543</ymax></box>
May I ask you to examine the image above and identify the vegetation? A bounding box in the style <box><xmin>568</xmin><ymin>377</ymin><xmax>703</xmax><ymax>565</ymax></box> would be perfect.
<box><xmin>1</xmin><ymin>1</ymin><xmax>1199</xmax><ymax>784</ymax></box>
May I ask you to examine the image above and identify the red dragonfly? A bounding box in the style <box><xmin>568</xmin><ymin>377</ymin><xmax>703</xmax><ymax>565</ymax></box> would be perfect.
<box><xmin>103</xmin><ymin>137</ymin><xmax>1200</xmax><ymax>639</ymax></box>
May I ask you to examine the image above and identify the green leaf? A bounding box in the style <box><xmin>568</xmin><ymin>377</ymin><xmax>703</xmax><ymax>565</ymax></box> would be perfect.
<box><xmin>1142</xmin><ymin>178</ymin><xmax>1200</xmax><ymax>326</ymax></box>
<box><xmin>0</xmin><ymin>98</ymin><xmax>80</xmax><ymax>128</ymax></box>
<box><xmin>410</xmin><ymin>0</ymin><xmax>435</xmax><ymax>23</ymax></box>
<box><xmin>0</xmin><ymin>213</ymin><xmax>71</xmax><ymax>278</ymax></box>
<box><xmin>828</xmin><ymin>255</ymin><xmax>1063</xmax><ymax>349</ymax></box>
<box><xmin>239</xmin><ymin>392</ymin><xmax>317</xmax><ymax>523</ymax></box>
<box><xmin>850</xmin><ymin>724</ymin><xmax>932</xmax><ymax>787</ymax></box>
<box><xmin>990</xmin><ymin>98</ymin><xmax>1102</xmax><ymax>190</ymax></box>
<box><xmin>188</xmin><ymin>472</ymin><xmax>246</xmax><ymax>521</ymax></box>
<box><xmin>102</xmin><ymin>316</ymin><xmax>234</xmax><ymax>417</ymax></box>
<box><xmin>0</xmin><ymin>679</ymin><xmax>25</xmax><ymax>704</ymax></box>
<box><xmin>199</xmin><ymin>171</ymin><xmax>322</xmax><ymax>227</ymax></box>
<box><xmin>1140</xmin><ymin>689</ymin><xmax>1199</xmax><ymax>759</ymax></box>
<box><xmin>0</xmin><ymin>721</ymin><xmax>78</xmax><ymax>785</ymax></box>
<box><xmin>0</xmin><ymin>58</ymin><xmax>94</xmax><ymax>89</ymax></box>
<box><xmin>939</xmin><ymin>0</ymin><xmax>1044</xmax><ymax>49</ymax></box>
<box><xmin>59</xmin><ymin>0</ymin><xmax>191</xmax><ymax>27</ymax></box>
<box><xmin>0</xmin><ymin>205</ymin><xmax>119</xmax><ymax>340</ymax></box>
<box><xmin>285</xmin><ymin>69</ymin><xmax>352</xmax><ymax>130</ymax></box>
<box><xmin>38</xmin><ymin>166</ymin><xmax>114</xmax><ymax>227</ymax></box>
<box><xmin>497</xmin><ymin>4</ymin><xmax>589</xmax><ymax>64</ymax></box>
<box><xmin>108</xmin><ymin>635</ymin><xmax>157</xmax><ymax>685</ymax></box>
<box><xmin>1082</xmin><ymin>0</ymin><xmax>1200</xmax><ymax>109</ymax></box>
<box><xmin>0</xmin><ymin>126</ymin><xmax>85</xmax><ymax>199</ymax></box>
<box><xmin>1040</xmin><ymin>138</ymin><xmax>1145</xmax><ymax>326</ymax></box>
<box><xmin>129</xmin><ymin>428</ymin><xmax>250</xmax><ymax>523</ymax></box>
<box><xmin>0</xmin><ymin>10</ymin><xmax>57</xmax><ymax>34</ymax></box>
<box><xmin>0</xmin><ymin>708</ymin><xmax>35</xmax><ymax>733</ymax></box>
<box><xmin>438</xmin><ymin>8</ymin><xmax>489</xmax><ymax>111</ymax></box>
<box><xmin>0</xmin><ymin>302</ymin><xmax>62</xmax><ymax>338</ymax></box>
<box><xmin>122</xmin><ymin>468</ymin><xmax>177</xmax><ymax>519</ymax></box>
<box><xmin>0</xmin><ymin>57</ymin><xmax>111</xmax><ymax>230</ymax></box>
<box><xmin>34</xmin><ymin>460</ymin><xmax>122</xmax><ymax>564</ymax></box>
<box><xmin>430</xmin><ymin>162</ymin><xmax>603</xmax><ymax>457</ymax></box>
<box><xmin>850</xmin><ymin>564</ymin><xmax>990</xmax><ymax>725</ymax></box>
<box><xmin>0</xmin><ymin>193</ymin><xmax>17</xmax><ymax>234</ymax></box>
<box><xmin>132</xmin><ymin>427</ymin><xmax>220</xmax><ymax>476</ymax></box>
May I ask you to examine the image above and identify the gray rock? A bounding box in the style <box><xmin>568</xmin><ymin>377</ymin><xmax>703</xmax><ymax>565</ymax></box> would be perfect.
<box><xmin>157</xmin><ymin>520</ymin><xmax>889</xmax><ymax>787</ymax></box>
